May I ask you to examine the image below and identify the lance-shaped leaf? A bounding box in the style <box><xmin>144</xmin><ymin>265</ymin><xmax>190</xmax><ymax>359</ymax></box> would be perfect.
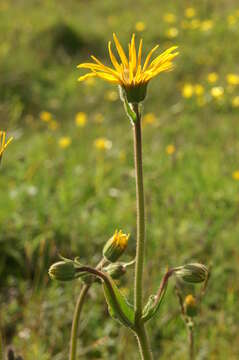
<box><xmin>76</xmin><ymin>266</ymin><xmax>135</xmax><ymax>329</ymax></box>
<box><xmin>142</xmin><ymin>269</ymin><xmax>174</xmax><ymax>322</ymax></box>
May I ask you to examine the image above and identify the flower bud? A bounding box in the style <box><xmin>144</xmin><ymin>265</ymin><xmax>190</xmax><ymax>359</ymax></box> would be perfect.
<box><xmin>174</xmin><ymin>263</ymin><xmax>208</xmax><ymax>284</ymax></box>
<box><xmin>48</xmin><ymin>261</ymin><xmax>77</xmax><ymax>282</ymax></box>
<box><xmin>103</xmin><ymin>230</ymin><xmax>130</xmax><ymax>262</ymax></box>
<box><xmin>104</xmin><ymin>263</ymin><xmax>126</xmax><ymax>279</ymax></box>
<box><xmin>184</xmin><ymin>294</ymin><xmax>197</xmax><ymax>317</ymax></box>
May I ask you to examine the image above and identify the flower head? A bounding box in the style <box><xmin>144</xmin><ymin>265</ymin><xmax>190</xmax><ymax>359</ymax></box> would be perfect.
<box><xmin>0</xmin><ymin>131</ymin><xmax>13</xmax><ymax>163</ymax></box>
<box><xmin>103</xmin><ymin>230</ymin><xmax>130</xmax><ymax>262</ymax></box>
<box><xmin>78</xmin><ymin>34</ymin><xmax>178</xmax><ymax>103</ymax></box>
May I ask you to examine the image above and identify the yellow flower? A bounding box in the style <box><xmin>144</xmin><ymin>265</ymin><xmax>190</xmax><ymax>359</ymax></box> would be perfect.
<box><xmin>232</xmin><ymin>96</ymin><xmax>239</xmax><ymax>107</ymax></box>
<box><xmin>166</xmin><ymin>27</ymin><xmax>179</xmax><ymax>39</ymax></box>
<box><xmin>78</xmin><ymin>33</ymin><xmax>178</xmax><ymax>103</ymax></box>
<box><xmin>201</xmin><ymin>20</ymin><xmax>213</xmax><ymax>32</ymax></box>
<box><xmin>185</xmin><ymin>294</ymin><xmax>196</xmax><ymax>307</ymax></box>
<box><xmin>49</xmin><ymin>120</ymin><xmax>59</xmax><ymax>131</ymax></box>
<box><xmin>58</xmin><ymin>137</ymin><xmax>72</xmax><ymax>148</ymax></box>
<box><xmin>104</xmin><ymin>90</ymin><xmax>118</xmax><ymax>101</ymax></box>
<box><xmin>166</xmin><ymin>144</ymin><xmax>175</xmax><ymax>155</ymax></box>
<box><xmin>233</xmin><ymin>171</ymin><xmax>239</xmax><ymax>180</ymax></box>
<box><xmin>185</xmin><ymin>7</ymin><xmax>196</xmax><ymax>18</ymax></box>
<box><xmin>40</xmin><ymin>111</ymin><xmax>52</xmax><ymax>122</ymax></box>
<box><xmin>0</xmin><ymin>131</ymin><xmax>13</xmax><ymax>161</ymax></box>
<box><xmin>226</xmin><ymin>73</ymin><xmax>239</xmax><ymax>86</ymax></box>
<box><xmin>103</xmin><ymin>229</ymin><xmax>130</xmax><ymax>262</ymax></box>
<box><xmin>194</xmin><ymin>84</ymin><xmax>204</xmax><ymax>96</ymax></box>
<box><xmin>189</xmin><ymin>19</ymin><xmax>201</xmax><ymax>29</ymax></box>
<box><xmin>75</xmin><ymin>112</ymin><xmax>87</xmax><ymax>127</ymax></box>
<box><xmin>135</xmin><ymin>21</ymin><xmax>146</xmax><ymax>32</ymax></box>
<box><xmin>163</xmin><ymin>13</ymin><xmax>176</xmax><ymax>24</ymax></box>
<box><xmin>227</xmin><ymin>15</ymin><xmax>237</xmax><ymax>26</ymax></box>
<box><xmin>94</xmin><ymin>137</ymin><xmax>112</xmax><ymax>151</ymax></box>
<box><xmin>143</xmin><ymin>112</ymin><xmax>157</xmax><ymax>125</ymax></box>
<box><xmin>207</xmin><ymin>72</ymin><xmax>218</xmax><ymax>83</ymax></box>
<box><xmin>182</xmin><ymin>83</ymin><xmax>194</xmax><ymax>98</ymax></box>
<box><xmin>211</xmin><ymin>86</ymin><xmax>224</xmax><ymax>98</ymax></box>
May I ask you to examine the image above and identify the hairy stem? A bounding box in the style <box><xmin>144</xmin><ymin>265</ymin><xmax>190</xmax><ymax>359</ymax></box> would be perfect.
<box><xmin>69</xmin><ymin>259</ymin><xmax>105</xmax><ymax>360</ymax></box>
<box><xmin>188</xmin><ymin>325</ymin><xmax>194</xmax><ymax>360</ymax></box>
<box><xmin>132</xmin><ymin>103</ymin><xmax>153</xmax><ymax>360</ymax></box>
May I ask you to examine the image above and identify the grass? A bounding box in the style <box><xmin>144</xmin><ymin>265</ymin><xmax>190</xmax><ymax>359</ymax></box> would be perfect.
<box><xmin>1</xmin><ymin>0</ymin><xmax>239</xmax><ymax>359</ymax></box>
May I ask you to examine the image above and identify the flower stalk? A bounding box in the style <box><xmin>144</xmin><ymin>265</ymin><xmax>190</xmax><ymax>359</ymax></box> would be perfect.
<box><xmin>132</xmin><ymin>103</ymin><xmax>153</xmax><ymax>359</ymax></box>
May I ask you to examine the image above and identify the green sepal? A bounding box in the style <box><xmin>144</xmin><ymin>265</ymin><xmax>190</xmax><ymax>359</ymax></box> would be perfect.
<box><xmin>142</xmin><ymin>280</ymin><xmax>168</xmax><ymax>322</ymax></box>
<box><xmin>102</xmin><ymin>274</ymin><xmax>135</xmax><ymax>328</ymax></box>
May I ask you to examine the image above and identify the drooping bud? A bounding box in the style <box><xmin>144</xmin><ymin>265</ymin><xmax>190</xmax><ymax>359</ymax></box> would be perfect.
<box><xmin>184</xmin><ymin>294</ymin><xmax>197</xmax><ymax>317</ymax></box>
<box><xmin>104</xmin><ymin>263</ymin><xmax>126</xmax><ymax>279</ymax></box>
<box><xmin>103</xmin><ymin>230</ymin><xmax>130</xmax><ymax>262</ymax></box>
<box><xmin>174</xmin><ymin>263</ymin><xmax>208</xmax><ymax>284</ymax></box>
<box><xmin>48</xmin><ymin>261</ymin><xmax>77</xmax><ymax>282</ymax></box>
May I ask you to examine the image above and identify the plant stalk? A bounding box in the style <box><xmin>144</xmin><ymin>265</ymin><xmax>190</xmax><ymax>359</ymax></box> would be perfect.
<box><xmin>69</xmin><ymin>259</ymin><xmax>105</xmax><ymax>360</ymax></box>
<box><xmin>188</xmin><ymin>325</ymin><xmax>194</xmax><ymax>360</ymax></box>
<box><xmin>133</xmin><ymin>103</ymin><xmax>153</xmax><ymax>360</ymax></box>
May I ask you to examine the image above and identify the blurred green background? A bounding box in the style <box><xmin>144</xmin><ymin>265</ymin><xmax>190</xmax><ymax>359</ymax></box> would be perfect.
<box><xmin>1</xmin><ymin>0</ymin><xmax>239</xmax><ymax>359</ymax></box>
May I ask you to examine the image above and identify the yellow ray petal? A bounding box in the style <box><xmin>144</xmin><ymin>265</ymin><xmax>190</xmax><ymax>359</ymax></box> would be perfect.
<box><xmin>130</xmin><ymin>33</ymin><xmax>137</xmax><ymax>73</ymax></box>
<box><xmin>78</xmin><ymin>73</ymin><xmax>97</xmax><ymax>82</ymax></box>
<box><xmin>137</xmin><ymin>39</ymin><xmax>143</xmax><ymax>68</ymax></box>
<box><xmin>142</xmin><ymin>45</ymin><xmax>159</xmax><ymax>71</ymax></box>
<box><xmin>113</xmin><ymin>33</ymin><xmax>129</xmax><ymax>67</ymax></box>
<box><xmin>108</xmin><ymin>41</ymin><xmax>121</xmax><ymax>72</ymax></box>
<box><xmin>95</xmin><ymin>72</ymin><xmax>120</xmax><ymax>84</ymax></box>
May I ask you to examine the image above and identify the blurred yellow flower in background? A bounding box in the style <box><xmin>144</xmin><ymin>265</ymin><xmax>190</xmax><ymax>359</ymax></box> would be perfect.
<box><xmin>40</xmin><ymin>111</ymin><xmax>52</xmax><ymax>122</ymax></box>
<box><xmin>143</xmin><ymin>112</ymin><xmax>157</xmax><ymax>125</ymax></box>
<box><xmin>163</xmin><ymin>13</ymin><xmax>176</xmax><ymax>23</ymax></box>
<box><xmin>185</xmin><ymin>7</ymin><xmax>196</xmax><ymax>18</ymax></box>
<box><xmin>58</xmin><ymin>137</ymin><xmax>72</xmax><ymax>148</ymax></box>
<box><xmin>232</xmin><ymin>170</ymin><xmax>239</xmax><ymax>180</ymax></box>
<box><xmin>135</xmin><ymin>21</ymin><xmax>146</xmax><ymax>32</ymax></box>
<box><xmin>211</xmin><ymin>86</ymin><xmax>224</xmax><ymax>98</ymax></box>
<box><xmin>166</xmin><ymin>27</ymin><xmax>179</xmax><ymax>39</ymax></box>
<box><xmin>201</xmin><ymin>20</ymin><xmax>213</xmax><ymax>32</ymax></box>
<box><xmin>226</xmin><ymin>73</ymin><xmax>239</xmax><ymax>86</ymax></box>
<box><xmin>104</xmin><ymin>90</ymin><xmax>118</xmax><ymax>102</ymax></box>
<box><xmin>166</xmin><ymin>144</ymin><xmax>175</xmax><ymax>155</ymax></box>
<box><xmin>182</xmin><ymin>83</ymin><xmax>194</xmax><ymax>98</ymax></box>
<box><xmin>75</xmin><ymin>112</ymin><xmax>87</xmax><ymax>127</ymax></box>
<box><xmin>94</xmin><ymin>138</ymin><xmax>112</xmax><ymax>151</ymax></box>
<box><xmin>232</xmin><ymin>96</ymin><xmax>239</xmax><ymax>107</ymax></box>
<box><xmin>207</xmin><ymin>72</ymin><xmax>218</xmax><ymax>83</ymax></box>
<box><xmin>194</xmin><ymin>84</ymin><xmax>204</xmax><ymax>96</ymax></box>
<box><xmin>227</xmin><ymin>15</ymin><xmax>237</xmax><ymax>26</ymax></box>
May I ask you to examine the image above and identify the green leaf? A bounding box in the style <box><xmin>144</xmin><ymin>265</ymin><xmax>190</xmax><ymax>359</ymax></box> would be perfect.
<box><xmin>142</xmin><ymin>282</ymin><xmax>168</xmax><ymax>322</ymax></box>
<box><xmin>102</xmin><ymin>275</ymin><xmax>135</xmax><ymax>328</ymax></box>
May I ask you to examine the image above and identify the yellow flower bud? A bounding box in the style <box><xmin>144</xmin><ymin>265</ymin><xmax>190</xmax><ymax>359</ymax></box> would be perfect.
<box><xmin>184</xmin><ymin>294</ymin><xmax>197</xmax><ymax>317</ymax></box>
<box><xmin>103</xmin><ymin>230</ymin><xmax>130</xmax><ymax>262</ymax></box>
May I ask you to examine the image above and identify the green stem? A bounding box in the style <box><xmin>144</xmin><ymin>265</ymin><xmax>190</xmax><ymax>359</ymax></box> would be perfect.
<box><xmin>132</xmin><ymin>103</ymin><xmax>153</xmax><ymax>360</ymax></box>
<box><xmin>133</xmin><ymin>104</ymin><xmax>145</xmax><ymax>319</ymax></box>
<box><xmin>69</xmin><ymin>259</ymin><xmax>105</xmax><ymax>360</ymax></box>
<box><xmin>188</xmin><ymin>325</ymin><xmax>194</xmax><ymax>360</ymax></box>
<box><xmin>69</xmin><ymin>283</ymin><xmax>90</xmax><ymax>360</ymax></box>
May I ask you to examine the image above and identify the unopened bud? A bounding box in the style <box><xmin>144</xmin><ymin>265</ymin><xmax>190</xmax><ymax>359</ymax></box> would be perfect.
<box><xmin>104</xmin><ymin>263</ymin><xmax>126</xmax><ymax>279</ymax></box>
<box><xmin>184</xmin><ymin>294</ymin><xmax>197</xmax><ymax>317</ymax></box>
<box><xmin>103</xmin><ymin>230</ymin><xmax>130</xmax><ymax>262</ymax></box>
<box><xmin>49</xmin><ymin>261</ymin><xmax>77</xmax><ymax>282</ymax></box>
<box><xmin>174</xmin><ymin>263</ymin><xmax>208</xmax><ymax>284</ymax></box>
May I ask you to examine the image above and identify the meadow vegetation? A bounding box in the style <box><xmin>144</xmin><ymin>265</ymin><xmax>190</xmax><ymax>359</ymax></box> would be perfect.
<box><xmin>1</xmin><ymin>0</ymin><xmax>239</xmax><ymax>359</ymax></box>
